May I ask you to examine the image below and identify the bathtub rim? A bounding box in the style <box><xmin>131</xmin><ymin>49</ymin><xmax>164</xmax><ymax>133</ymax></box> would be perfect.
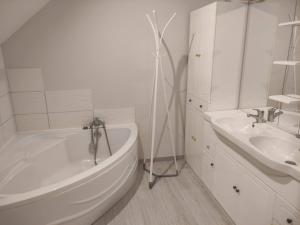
<box><xmin>0</xmin><ymin>123</ymin><xmax>138</xmax><ymax>210</ymax></box>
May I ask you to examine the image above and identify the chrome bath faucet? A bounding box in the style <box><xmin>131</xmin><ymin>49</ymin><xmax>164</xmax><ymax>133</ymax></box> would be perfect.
<box><xmin>247</xmin><ymin>109</ymin><xmax>266</xmax><ymax>127</ymax></box>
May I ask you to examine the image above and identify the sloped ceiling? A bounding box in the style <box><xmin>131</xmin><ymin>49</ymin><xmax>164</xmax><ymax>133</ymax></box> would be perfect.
<box><xmin>0</xmin><ymin>0</ymin><xmax>51</xmax><ymax>44</ymax></box>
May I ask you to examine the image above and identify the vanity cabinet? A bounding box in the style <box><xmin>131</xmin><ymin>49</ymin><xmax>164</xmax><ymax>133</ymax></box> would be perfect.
<box><xmin>185</xmin><ymin>99</ymin><xmax>205</xmax><ymax>178</ymax></box>
<box><xmin>200</xmin><ymin>120</ymin><xmax>217</xmax><ymax>189</ymax></box>
<box><xmin>192</xmin><ymin>118</ymin><xmax>300</xmax><ymax>225</ymax></box>
<box><xmin>214</xmin><ymin>148</ymin><xmax>243</xmax><ymax>222</ymax></box>
<box><xmin>237</xmin><ymin>169</ymin><xmax>275</xmax><ymax>225</ymax></box>
<box><xmin>213</xmin><ymin>139</ymin><xmax>275</xmax><ymax>225</ymax></box>
<box><xmin>201</xmin><ymin>151</ymin><xmax>215</xmax><ymax>190</ymax></box>
<box><xmin>198</xmin><ymin>121</ymin><xmax>275</xmax><ymax>225</ymax></box>
<box><xmin>273</xmin><ymin>197</ymin><xmax>300</xmax><ymax>225</ymax></box>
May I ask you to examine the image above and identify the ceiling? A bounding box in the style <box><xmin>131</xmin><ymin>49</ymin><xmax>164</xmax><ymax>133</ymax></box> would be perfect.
<box><xmin>0</xmin><ymin>0</ymin><xmax>51</xmax><ymax>44</ymax></box>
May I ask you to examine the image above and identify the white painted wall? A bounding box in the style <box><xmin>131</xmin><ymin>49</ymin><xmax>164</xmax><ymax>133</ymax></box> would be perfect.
<box><xmin>2</xmin><ymin>0</ymin><xmax>214</xmax><ymax>158</ymax></box>
<box><xmin>0</xmin><ymin>0</ymin><xmax>51</xmax><ymax>44</ymax></box>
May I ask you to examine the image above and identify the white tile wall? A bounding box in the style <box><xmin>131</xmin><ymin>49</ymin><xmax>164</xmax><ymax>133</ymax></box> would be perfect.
<box><xmin>49</xmin><ymin>111</ymin><xmax>93</xmax><ymax>129</ymax></box>
<box><xmin>0</xmin><ymin>128</ymin><xmax>4</xmax><ymax>147</ymax></box>
<box><xmin>15</xmin><ymin>114</ymin><xmax>49</xmax><ymax>132</ymax></box>
<box><xmin>7</xmin><ymin>68</ymin><xmax>44</xmax><ymax>92</ymax></box>
<box><xmin>0</xmin><ymin>94</ymin><xmax>13</xmax><ymax>123</ymax></box>
<box><xmin>0</xmin><ymin>48</ymin><xmax>15</xmax><ymax>147</ymax></box>
<box><xmin>4</xmin><ymin>66</ymin><xmax>135</xmax><ymax>132</ymax></box>
<box><xmin>0</xmin><ymin>49</ymin><xmax>4</xmax><ymax>69</ymax></box>
<box><xmin>6</xmin><ymin>70</ymin><xmax>95</xmax><ymax>131</ymax></box>
<box><xmin>46</xmin><ymin>89</ymin><xmax>93</xmax><ymax>113</ymax></box>
<box><xmin>11</xmin><ymin>92</ymin><xmax>47</xmax><ymax>114</ymax></box>
<box><xmin>94</xmin><ymin>107</ymin><xmax>135</xmax><ymax>124</ymax></box>
<box><xmin>7</xmin><ymin>67</ymin><xmax>47</xmax><ymax>131</ymax></box>
<box><xmin>0</xmin><ymin>118</ymin><xmax>16</xmax><ymax>143</ymax></box>
<box><xmin>0</xmin><ymin>69</ymin><xmax>9</xmax><ymax>97</ymax></box>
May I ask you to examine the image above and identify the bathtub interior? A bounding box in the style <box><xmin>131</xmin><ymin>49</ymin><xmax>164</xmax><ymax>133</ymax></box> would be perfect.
<box><xmin>0</xmin><ymin>127</ymin><xmax>131</xmax><ymax>195</ymax></box>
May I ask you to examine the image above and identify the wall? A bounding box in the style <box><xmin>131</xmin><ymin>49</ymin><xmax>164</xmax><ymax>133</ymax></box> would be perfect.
<box><xmin>0</xmin><ymin>0</ymin><xmax>51</xmax><ymax>44</ymax></box>
<box><xmin>0</xmin><ymin>47</ymin><xmax>15</xmax><ymax>148</ymax></box>
<box><xmin>2</xmin><ymin>0</ymin><xmax>214</xmax><ymax>158</ymax></box>
<box><xmin>5</xmin><ymin>68</ymin><xmax>96</xmax><ymax>131</ymax></box>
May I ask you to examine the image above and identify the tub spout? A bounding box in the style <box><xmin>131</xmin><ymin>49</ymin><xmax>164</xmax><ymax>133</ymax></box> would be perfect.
<box><xmin>84</xmin><ymin>118</ymin><xmax>112</xmax><ymax>166</ymax></box>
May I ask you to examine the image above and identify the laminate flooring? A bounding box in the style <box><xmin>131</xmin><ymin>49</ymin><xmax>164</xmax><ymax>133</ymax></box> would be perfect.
<box><xmin>93</xmin><ymin>160</ymin><xmax>234</xmax><ymax>225</ymax></box>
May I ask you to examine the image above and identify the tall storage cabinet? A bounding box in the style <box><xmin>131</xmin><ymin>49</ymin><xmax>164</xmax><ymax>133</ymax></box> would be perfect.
<box><xmin>185</xmin><ymin>2</ymin><xmax>247</xmax><ymax>173</ymax></box>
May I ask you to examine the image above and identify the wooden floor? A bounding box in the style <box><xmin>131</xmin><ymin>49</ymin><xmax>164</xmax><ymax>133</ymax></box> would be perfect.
<box><xmin>93</xmin><ymin>161</ymin><xmax>233</xmax><ymax>225</ymax></box>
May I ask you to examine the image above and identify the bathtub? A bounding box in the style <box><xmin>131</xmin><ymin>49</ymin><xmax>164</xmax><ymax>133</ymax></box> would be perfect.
<box><xmin>0</xmin><ymin>123</ymin><xmax>138</xmax><ymax>225</ymax></box>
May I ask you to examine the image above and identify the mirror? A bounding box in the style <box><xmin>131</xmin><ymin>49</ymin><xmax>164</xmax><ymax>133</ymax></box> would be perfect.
<box><xmin>238</xmin><ymin>0</ymin><xmax>299</xmax><ymax>110</ymax></box>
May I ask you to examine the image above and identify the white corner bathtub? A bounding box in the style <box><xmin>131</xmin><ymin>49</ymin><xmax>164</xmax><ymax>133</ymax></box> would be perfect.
<box><xmin>0</xmin><ymin>123</ymin><xmax>138</xmax><ymax>225</ymax></box>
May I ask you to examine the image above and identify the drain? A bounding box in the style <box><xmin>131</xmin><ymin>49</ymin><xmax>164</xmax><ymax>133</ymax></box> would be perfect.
<box><xmin>285</xmin><ymin>160</ymin><xmax>297</xmax><ymax>166</ymax></box>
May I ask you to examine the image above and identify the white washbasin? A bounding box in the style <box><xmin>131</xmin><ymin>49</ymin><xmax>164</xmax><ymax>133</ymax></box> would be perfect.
<box><xmin>215</xmin><ymin>117</ymin><xmax>264</xmax><ymax>136</ymax></box>
<box><xmin>206</xmin><ymin>110</ymin><xmax>300</xmax><ymax>181</ymax></box>
<box><xmin>249</xmin><ymin>136</ymin><xmax>300</xmax><ymax>166</ymax></box>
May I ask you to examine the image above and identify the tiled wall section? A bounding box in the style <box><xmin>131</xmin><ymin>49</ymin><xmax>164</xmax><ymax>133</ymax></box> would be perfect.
<box><xmin>46</xmin><ymin>89</ymin><xmax>93</xmax><ymax>129</ymax></box>
<box><xmin>0</xmin><ymin>48</ymin><xmax>15</xmax><ymax>148</ymax></box>
<box><xmin>7</xmin><ymin>68</ymin><xmax>94</xmax><ymax>131</ymax></box>
<box><xmin>94</xmin><ymin>108</ymin><xmax>135</xmax><ymax>124</ymax></box>
<box><xmin>6</xmin><ymin>68</ymin><xmax>135</xmax><ymax>132</ymax></box>
<box><xmin>7</xmin><ymin>68</ymin><xmax>49</xmax><ymax>131</ymax></box>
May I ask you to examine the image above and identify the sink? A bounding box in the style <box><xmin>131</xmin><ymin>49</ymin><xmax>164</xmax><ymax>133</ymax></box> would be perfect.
<box><xmin>249</xmin><ymin>136</ymin><xmax>300</xmax><ymax>166</ymax></box>
<box><xmin>206</xmin><ymin>110</ymin><xmax>300</xmax><ymax>181</ymax></box>
<box><xmin>215</xmin><ymin>117</ymin><xmax>263</xmax><ymax>136</ymax></box>
<box><xmin>215</xmin><ymin>117</ymin><xmax>250</xmax><ymax>131</ymax></box>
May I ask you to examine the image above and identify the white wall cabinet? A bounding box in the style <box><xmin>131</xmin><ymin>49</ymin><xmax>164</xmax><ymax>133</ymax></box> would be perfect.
<box><xmin>188</xmin><ymin>3</ymin><xmax>216</xmax><ymax>103</ymax></box>
<box><xmin>186</xmin><ymin>1</ymin><xmax>247</xmax><ymax>174</ymax></box>
<box><xmin>187</xmin><ymin>2</ymin><xmax>247</xmax><ymax>110</ymax></box>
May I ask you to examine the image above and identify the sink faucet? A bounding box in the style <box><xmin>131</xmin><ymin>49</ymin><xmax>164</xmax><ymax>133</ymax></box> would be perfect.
<box><xmin>247</xmin><ymin>109</ymin><xmax>266</xmax><ymax>127</ymax></box>
<box><xmin>267</xmin><ymin>107</ymin><xmax>283</xmax><ymax>122</ymax></box>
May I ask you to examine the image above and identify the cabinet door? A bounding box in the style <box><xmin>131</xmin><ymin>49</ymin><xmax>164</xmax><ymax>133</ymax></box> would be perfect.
<box><xmin>273</xmin><ymin>197</ymin><xmax>300</xmax><ymax>225</ymax></box>
<box><xmin>185</xmin><ymin>103</ymin><xmax>195</xmax><ymax>164</ymax></box>
<box><xmin>188</xmin><ymin>3</ymin><xmax>217</xmax><ymax>103</ymax></box>
<box><xmin>237</xmin><ymin>172</ymin><xmax>275</xmax><ymax>225</ymax></box>
<box><xmin>213</xmin><ymin>147</ymin><xmax>242</xmax><ymax>222</ymax></box>
<box><xmin>202</xmin><ymin>120</ymin><xmax>217</xmax><ymax>158</ymax></box>
<box><xmin>201</xmin><ymin>152</ymin><xmax>215</xmax><ymax>190</ymax></box>
<box><xmin>185</xmin><ymin>104</ymin><xmax>204</xmax><ymax>177</ymax></box>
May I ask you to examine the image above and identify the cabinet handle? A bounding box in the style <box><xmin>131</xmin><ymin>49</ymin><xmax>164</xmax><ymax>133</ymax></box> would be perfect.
<box><xmin>206</xmin><ymin>145</ymin><xmax>210</xmax><ymax>150</ymax></box>
<box><xmin>199</xmin><ymin>105</ymin><xmax>203</xmax><ymax>108</ymax></box>
<box><xmin>189</xmin><ymin>99</ymin><xmax>192</xmax><ymax>103</ymax></box>
<box><xmin>192</xmin><ymin>136</ymin><xmax>196</xmax><ymax>142</ymax></box>
<box><xmin>287</xmin><ymin>218</ymin><xmax>293</xmax><ymax>224</ymax></box>
<box><xmin>236</xmin><ymin>189</ymin><xmax>240</xmax><ymax>193</ymax></box>
<box><xmin>233</xmin><ymin>186</ymin><xmax>237</xmax><ymax>190</ymax></box>
<box><xmin>210</xmin><ymin>163</ymin><xmax>214</xmax><ymax>167</ymax></box>
<box><xmin>195</xmin><ymin>54</ymin><xmax>201</xmax><ymax>57</ymax></box>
